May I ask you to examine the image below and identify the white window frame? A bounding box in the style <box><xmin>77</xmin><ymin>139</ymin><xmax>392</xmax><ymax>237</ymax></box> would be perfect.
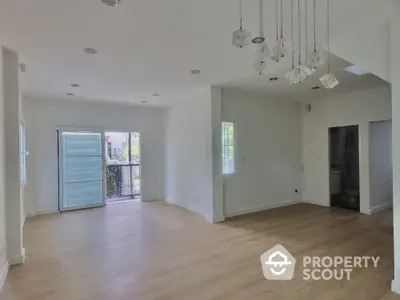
<box><xmin>222</xmin><ymin>122</ymin><xmax>235</xmax><ymax>175</ymax></box>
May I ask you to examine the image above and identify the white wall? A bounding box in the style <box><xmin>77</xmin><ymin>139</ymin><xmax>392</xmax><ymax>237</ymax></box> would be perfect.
<box><xmin>3</xmin><ymin>48</ymin><xmax>24</xmax><ymax>265</ymax></box>
<box><xmin>390</xmin><ymin>2</ymin><xmax>400</xmax><ymax>292</ymax></box>
<box><xmin>0</xmin><ymin>47</ymin><xmax>7</xmax><ymax>283</ymax></box>
<box><xmin>369</xmin><ymin>120</ymin><xmax>393</xmax><ymax>213</ymax></box>
<box><xmin>221</xmin><ymin>89</ymin><xmax>302</xmax><ymax>217</ymax></box>
<box><xmin>23</xmin><ymin>97</ymin><xmax>166</xmax><ymax>215</ymax></box>
<box><xmin>302</xmin><ymin>85</ymin><xmax>391</xmax><ymax>214</ymax></box>
<box><xmin>165</xmin><ymin>88</ymin><xmax>214</xmax><ymax>221</ymax></box>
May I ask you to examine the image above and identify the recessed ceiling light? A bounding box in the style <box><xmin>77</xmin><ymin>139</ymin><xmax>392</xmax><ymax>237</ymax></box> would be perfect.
<box><xmin>312</xmin><ymin>86</ymin><xmax>320</xmax><ymax>90</ymax></box>
<box><xmin>66</xmin><ymin>93</ymin><xmax>75</xmax><ymax>96</ymax></box>
<box><xmin>84</xmin><ymin>48</ymin><xmax>98</xmax><ymax>55</ymax></box>
<box><xmin>152</xmin><ymin>93</ymin><xmax>160</xmax><ymax>97</ymax></box>
<box><xmin>191</xmin><ymin>69</ymin><xmax>201</xmax><ymax>75</ymax></box>
<box><xmin>269</xmin><ymin>77</ymin><xmax>278</xmax><ymax>81</ymax></box>
<box><xmin>102</xmin><ymin>0</ymin><xmax>121</xmax><ymax>6</ymax></box>
<box><xmin>71</xmin><ymin>84</ymin><xmax>80</xmax><ymax>88</ymax></box>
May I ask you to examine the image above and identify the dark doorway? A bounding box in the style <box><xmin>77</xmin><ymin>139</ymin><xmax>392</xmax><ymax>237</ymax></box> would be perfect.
<box><xmin>329</xmin><ymin>125</ymin><xmax>360</xmax><ymax>211</ymax></box>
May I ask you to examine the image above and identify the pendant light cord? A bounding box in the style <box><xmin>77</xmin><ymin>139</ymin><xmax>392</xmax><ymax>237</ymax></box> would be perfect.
<box><xmin>280</xmin><ymin>0</ymin><xmax>283</xmax><ymax>39</ymax></box>
<box><xmin>313</xmin><ymin>0</ymin><xmax>317</xmax><ymax>51</ymax></box>
<box><xmin>259</xmin><ymin>0</ymin><xmax>264</xmax><ymax>38</ymax></box>
<box><xmin>305</xmin><ymin>0</ymin><xmax>308</xmax><ymax>58</ymax></box>
<box><xmin>239</xmin><ymin>0</ymin><xmax>243</xmax><ymax>29</ymax></box>
<box><xmin>291</xmin><ymin>0</ymin><xmax>295</xmax><ymax>69</ymax></box>
<box><xmin>298</xmin><ymin>0</ymin><xmax>301</xmax><ymax>65</ymax></box>
<box><xmin>276</xmin><ymin>0</ymin><xmax>279</xmax><ymax>41</ymax></box>
<box><xmin>327</xmin><ymin>0</ymin><xmax>331</xmax><ymax>72</ymax></box>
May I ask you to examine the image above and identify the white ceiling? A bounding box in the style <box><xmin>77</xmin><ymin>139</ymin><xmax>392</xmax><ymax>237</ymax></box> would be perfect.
<box><xmin>220</xmin><ymin>54</ymin><xmax>389</xmax><ymax>102</ymax></box>
<box><xmin>0</xmin><ymin>0</ymin><xmax>391</xmax><ymax>105</ymax></box>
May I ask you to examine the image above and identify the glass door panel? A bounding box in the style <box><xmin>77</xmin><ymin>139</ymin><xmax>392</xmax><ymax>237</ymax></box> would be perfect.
<box><xmin>58</xmin><ymin>130</ymin><xmax>105</xmax><ymax>211</ymax></box>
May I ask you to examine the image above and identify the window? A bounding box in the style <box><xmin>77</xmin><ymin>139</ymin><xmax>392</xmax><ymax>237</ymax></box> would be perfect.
<box><xmin>20</xmin><ymin>120</ymin><xmax>27</xmax><ymax>185</ymax></box>
<box><xmin>222</xmin><ymin>122</ymin><xmax>235</xmax><ymax>174</ymax></box>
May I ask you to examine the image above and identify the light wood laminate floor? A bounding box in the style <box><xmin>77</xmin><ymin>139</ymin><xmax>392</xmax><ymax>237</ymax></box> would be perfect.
<box><xmin>0</xmin><ymin>202</ymin><xmax>398</xmax><ymax>300</ymax></box>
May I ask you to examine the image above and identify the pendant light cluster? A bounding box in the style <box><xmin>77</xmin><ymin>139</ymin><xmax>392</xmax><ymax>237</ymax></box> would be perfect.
<box><xmin>232</xmin><ymin>0</ymin><xmax>339</xmax><ymax>89</ymax></box>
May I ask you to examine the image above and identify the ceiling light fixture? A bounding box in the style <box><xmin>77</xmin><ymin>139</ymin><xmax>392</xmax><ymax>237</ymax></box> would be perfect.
<box><xmin>253</xmin><ymin>0</ymin><xmax>270</xmax><ymax>75</ymax></box>
<box><xmin>271</xmin><ymin>0</ymin><xmax>290</xmax><ymax>62</ymax></box>
<box><xmin>319</xmin><ymin>0</ymin><xmax>339</xmax><ymax>89</ymax></box>
<box><xmin>102</xmin><ymin>0</ymin><xmax>121</xmax><ymax>6</ymax></box>
<box><xmin>286</xmin><ymin>0</ymin><xmax>308</xmax><ymax>84</ymax></box>
<box><xmin>232</xmin><ymin>0</ymin><xmax>251</xmax><ymax>48</ymax></box>
<box><xmin>306</xmin><ymin>0</ymin><xmax>325</xmax><ymax>72</ymax></box>
<box><xmin>191</xmin><ymin>69</ymin><xmax>201</xmax><ymax>75</ymax></box>
<box><xmin>253</xmin><ymin>44</ymin><xmax>269</xmax><ymax>75</ymax></box>
<box><xmin>304</xmin><ymin>0</ymin><xmax>315</xmax><ymax>76</ymax></box>
<box><xmin>285</xmin><ymin>0</ymin><xmax>297</xmax><ymax>84</ymax></box>
<box><xmin>71</xmin><ymin>84</ymin><xmax>80</xmax><ymax>87</ymax></box>
<box><xmin>271</xmin><ymin>0</ymin><xmax>280</xmax><ymax>62</ymax></box>
<box><xmin>84</xmin><ymin>48</ymin><xmax>98</xmax><ymax>55</ymax></box>
<box><xmin>252</xmin><ymin>0</ymin><xmax>266</xmax><ymax>45</ymax></box>
<box><xmin>295</xmin><ymin>0</ymin><xmax>312</xmax><ymax>78</ymax></box>
<box><xmin>228</xmin><ymin>0</ymin><xmax>337</xmax><ymax>88</ymax></box>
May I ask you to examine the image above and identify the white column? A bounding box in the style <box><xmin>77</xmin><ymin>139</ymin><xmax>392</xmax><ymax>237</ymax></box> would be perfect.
<box><xmin>3</xmin><ymin>48</ymin><xmax>24</xmax><ymax>265</ymax></box>
<box><xmin>391</xmin><ymin>0</ymin><xmax>400</xmax><ymax>293</ymax></box>
<box><xmin>211</xmin><ymin>86</ymin><xmax>225</xmax><ymax>222</ymax></box>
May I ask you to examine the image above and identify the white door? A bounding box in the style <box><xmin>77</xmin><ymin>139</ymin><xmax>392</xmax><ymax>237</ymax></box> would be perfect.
<box><xmin>58</xmin><ymin>130</ymin><xmax>105</xmax><ymax>211</ymax></box>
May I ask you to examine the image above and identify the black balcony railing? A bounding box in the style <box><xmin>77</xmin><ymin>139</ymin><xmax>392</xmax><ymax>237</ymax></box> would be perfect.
<box><xmin>106</xmin><ymin>164</ymin><xmax>140</xmax><ymax>200</ymax></box>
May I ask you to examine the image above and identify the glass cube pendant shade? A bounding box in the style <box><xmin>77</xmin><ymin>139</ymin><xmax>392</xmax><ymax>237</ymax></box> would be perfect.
<box><xmin>232</xmin><ymin>28</ymin><xmax>252</xmax><ymax>48</ymax></box>
<box><xmin>320</xmin><ymin>72</ymin><xmax>339</xmax><ymax>89</ymax></box>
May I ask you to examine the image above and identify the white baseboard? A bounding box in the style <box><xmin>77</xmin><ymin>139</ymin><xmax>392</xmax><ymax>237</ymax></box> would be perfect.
<box><xmin>369</xmin><ymin>202</ymin><xmax>393</xmax><ymax>215</ymax></box>
<box><xmin>33</xmin><ymin>209</ymin><xmax>59</xmax><ymax>216</ymax></box>
<box><xmin>25</xmin><ymin>212</ymin><xmax>36</xmax><ymax>218</ymax></box>
<box><xmin>0</xmin><ymin>261</ymin><xmax>9</xmax><ymax>292</ymax></box>
<box><xmin>9</xmin><ymin>248</ymin><xmax>25</xmax><ymax>266</ymax></box>
<box><xmin>393</xmin><ymin>278</ymin><xmax>400</xmax><ymax>294</ymax></box>
<box><xmin>205</xmin><ymin>214</ymin><xmax>225</xmax><ymax>224</ymax></box>
<box><xmin>301</xmin><ymin>200</ymin><xmax>330</xmax><ymax>207</ymax></box>
<box><xmin>142</xmin><ymin>199</ymin><xmax>165</xmax><ymax>202</ymax></box>
<box><xmin>225</xmin><ymin>200</ymin><xmax>300</xmax><ymax>218</ymax></box>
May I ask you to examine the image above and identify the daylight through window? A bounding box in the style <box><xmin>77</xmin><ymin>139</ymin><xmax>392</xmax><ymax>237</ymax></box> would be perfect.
<box><xmin>222</xmin><ymin>122</ymin><xmax>235</xmax><ymax>174</ymax></box>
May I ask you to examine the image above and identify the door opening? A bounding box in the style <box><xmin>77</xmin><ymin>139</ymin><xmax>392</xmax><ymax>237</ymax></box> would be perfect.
<box><xmin>105</xmin><ymin>132</ymin><xmax>141</xmax><ymax>202</ymax></box>
<box><xmin>329</xmin><ymin>125</ymin><xmax>360</xmax><ymax>211</ymax></box>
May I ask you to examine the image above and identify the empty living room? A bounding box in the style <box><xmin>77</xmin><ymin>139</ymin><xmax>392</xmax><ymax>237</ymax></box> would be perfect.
<box><xmin>0</xmin><ymin>0</ymin><xmax>400</xmax><ymax>299</ymax></box>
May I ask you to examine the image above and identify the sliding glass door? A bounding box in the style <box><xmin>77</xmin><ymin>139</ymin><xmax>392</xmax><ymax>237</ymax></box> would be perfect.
<box><xmin>105</xmin><ymin>132</ymin><xmax>141</xmax><ymax>201</ymax></box>
<box><xmin>58</xmin><ymin>129</ymin><xmax>105</xmax><ymax>211</ymax></box>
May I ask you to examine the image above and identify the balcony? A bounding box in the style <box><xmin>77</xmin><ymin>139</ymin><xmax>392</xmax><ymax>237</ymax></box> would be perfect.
<box><xmin>106</xmin><ymin>164</ymin><xmax>140</xmax><ymax>201</ymax></box>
